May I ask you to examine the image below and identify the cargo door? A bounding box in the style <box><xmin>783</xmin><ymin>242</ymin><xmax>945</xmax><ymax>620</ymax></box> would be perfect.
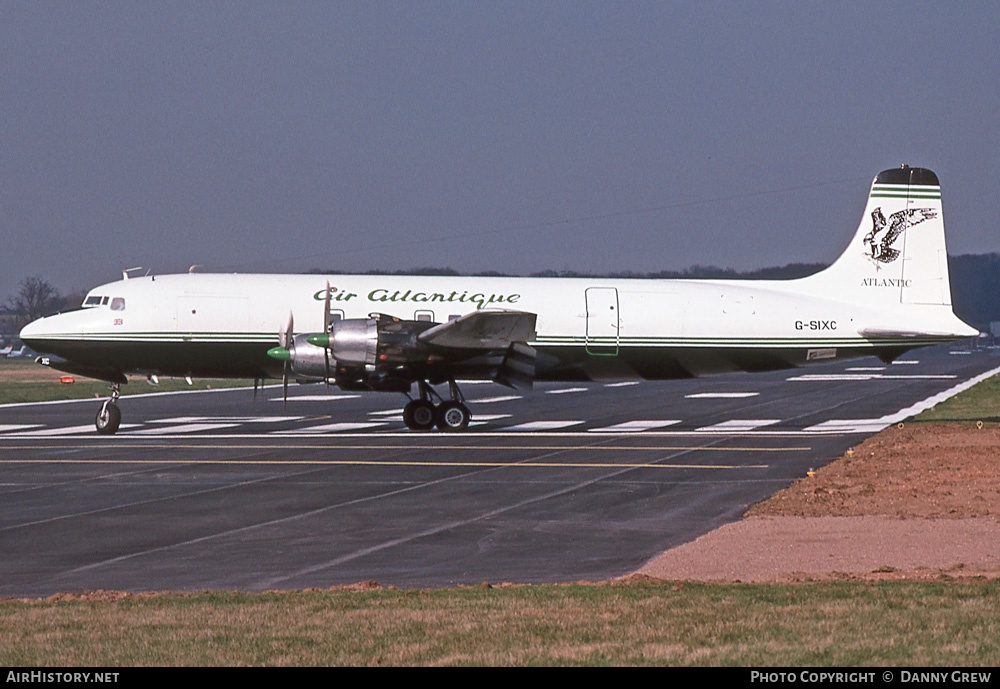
<box><xmin>585</xmin><ymin>287</ymin><xmax>619</xmax><ymax>355</ymax></box>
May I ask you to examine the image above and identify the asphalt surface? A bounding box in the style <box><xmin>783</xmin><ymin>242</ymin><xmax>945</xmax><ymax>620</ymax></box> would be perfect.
<box><xmin>1</xmin><ymin>345</ymin><xmax>996</xmax><ymax>597</ymax></box>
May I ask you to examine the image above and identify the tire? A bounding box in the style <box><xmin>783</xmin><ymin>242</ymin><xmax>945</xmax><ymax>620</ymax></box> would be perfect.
<box><xmin>435</xmin><ymin>401</ymin><xmax>470</xmax><ymax>431</ymax></box>
<box><xmin>403</xmin><ymin>400</ymin><xmax>436</xmax><ymax>430</ymax></box>
<box><xmin>95</xmin><ymin>402</ymin><xmax>121</xmax><ymax>435</ymax></box>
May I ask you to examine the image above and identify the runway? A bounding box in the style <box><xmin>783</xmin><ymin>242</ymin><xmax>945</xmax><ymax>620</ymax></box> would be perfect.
<box><xmin>0</xmin><ymin>345</ymin><xmax>995</xmax><ymax>596</ymax></box>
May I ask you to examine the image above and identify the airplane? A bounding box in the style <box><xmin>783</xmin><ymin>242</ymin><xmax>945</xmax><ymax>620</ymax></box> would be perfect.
<box><xmin>5</xmin><ymin>346</ymin><xmax>32</xmax><ymax>358</ymax></box>
<box><xmin>19</xmin><ymin>165</ymin><xmax>977</xmax><ymax>435</ymax></box>
<box><xmin>0</xmin><ymin>344</ymin><xmax>31</xmax><ymax>358</ymax></box>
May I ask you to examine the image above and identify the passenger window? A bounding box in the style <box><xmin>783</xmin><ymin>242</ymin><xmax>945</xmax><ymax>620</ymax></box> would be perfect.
<box><xmin>110</xmin><ymin>297</ymin><xmax>126</xmax><ymax>311</ymax></box>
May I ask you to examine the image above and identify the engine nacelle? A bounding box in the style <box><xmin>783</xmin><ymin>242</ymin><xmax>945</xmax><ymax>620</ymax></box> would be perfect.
<box><xmin>281</xmin><ymin>315</ymin><xmax>438</xmax><ymax>385</ymax></box>
<box><xmin>283</xmin><ymin>334</ymin><xmax>330</xmax><ymax>380</ymax></box>
<box><xmin>330</xmin><ymin>318</ymin><xmax>378</xmax><ymax>367</ymax></box>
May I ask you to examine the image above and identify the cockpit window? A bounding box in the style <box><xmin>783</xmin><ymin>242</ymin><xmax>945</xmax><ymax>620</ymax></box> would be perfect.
<box><xmin>110</xmin><ymin>297</ymin><xmax>125</xmax><ymax>311</ymax></box>
<box><xmin>102</xmin><ymin>296</ymin><xmax>109</xmax><ymax>305</ymax></box>
<box><xmin>84</xmin><ymin>296</ymin><xmax>103</xmax><ymax>307</ymax></box>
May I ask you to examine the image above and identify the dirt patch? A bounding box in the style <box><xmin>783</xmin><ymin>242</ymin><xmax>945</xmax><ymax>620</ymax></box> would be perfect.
<box><xmin>0</xmin><ymin>359</ymin><xmax>67</xmax><ymax>383</ymax></box>
<box><xmin>639</xmin><ymin>424</ymin><xmax>1000</xmax><ymax>582</ymax></box>
<box><xmin>751</xmin><ymin>424</ymin><xmax>1000</xmax><ymax>520</ymax></box>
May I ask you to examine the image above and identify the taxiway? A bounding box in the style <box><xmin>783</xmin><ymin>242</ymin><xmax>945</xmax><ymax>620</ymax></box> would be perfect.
<box><xmin>0</xmin><ymin>346</ymin><xmax>994</xmax><ymax>596</ymax></box>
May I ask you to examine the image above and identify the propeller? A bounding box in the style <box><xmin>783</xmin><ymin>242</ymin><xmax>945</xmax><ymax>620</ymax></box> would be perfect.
<box><xmin>280</xmin><ymin>313</ymin><xmax>293</xmax><ymax>408</ymax></box>
<box><xmin>264</xmin><ymin>312</ymin><xmax>296</xmax><ymax>408</ymax></box>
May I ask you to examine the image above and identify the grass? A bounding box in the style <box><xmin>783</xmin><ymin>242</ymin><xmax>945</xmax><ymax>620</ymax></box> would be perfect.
<box><xmin>2</xmin><ymin>582</ymin><xmax>999</xmax><ymax>666</ymax></box>
<box><xmin>911</xmin><ymin>368</ymin><xmax>1000</xmax><ymax>425</ymax></box>
<box><xmin>0</xmin><ymin>359</ymin><xmax>259</xmax><ymax>404</ymax></box>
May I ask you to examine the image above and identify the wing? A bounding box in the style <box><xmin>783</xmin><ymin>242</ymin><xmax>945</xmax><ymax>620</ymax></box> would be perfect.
<box><xmin>417</xmin><ymin>310</ymin><xmax>537</xmax><ymax>350</ymax></box>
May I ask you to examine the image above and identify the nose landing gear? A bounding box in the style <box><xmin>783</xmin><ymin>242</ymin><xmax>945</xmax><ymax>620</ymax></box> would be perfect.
<box><xmin>402</xmin><ymin>380</ymin><xmax>471</xmax><ymax>431</ymax></box>
<box><xmin>95</xmin><ymin>383</ymin><xmax>122</xmax><ymax>435</ymax></box>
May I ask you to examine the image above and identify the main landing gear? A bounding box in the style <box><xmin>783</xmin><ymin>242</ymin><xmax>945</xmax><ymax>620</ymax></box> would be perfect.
<box><xmin>402</xmin><ymin>380</ymin><xmax>471</xmax><ymax>432</ymax></box>
<box><xmin>95</xmin><ymin>382</ymin><xmax>122</xmax><ymax>435</ymax></box>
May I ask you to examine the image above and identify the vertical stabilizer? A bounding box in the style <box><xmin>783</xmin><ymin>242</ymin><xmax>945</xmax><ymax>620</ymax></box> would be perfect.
<box><xmin>806</xmin><ymin>166</ymin><xmax>951</xmax><ymax>306</ymax></box>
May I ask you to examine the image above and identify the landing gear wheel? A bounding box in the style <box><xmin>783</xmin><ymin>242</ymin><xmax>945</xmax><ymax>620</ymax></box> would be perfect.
<box><xmin>403</xmin><ymin>400</ymin><xmax>436</xmax><ymax>430</ymax></box>
<box><xmin>435</xmin><ymin>401</ymin><xmax>471</xmax><ymax>431</ymax></box>
<box><xmin>95</xmin><ymin>402</ymin><xmax>121</xmax><ymax>435</ymax></box>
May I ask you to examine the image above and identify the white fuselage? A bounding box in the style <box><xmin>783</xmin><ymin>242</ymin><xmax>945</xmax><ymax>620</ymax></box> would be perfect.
<box><xmin>19</xmin><ymin>270</ymin><xmax>973</xmax><ymax>384</ymax></box>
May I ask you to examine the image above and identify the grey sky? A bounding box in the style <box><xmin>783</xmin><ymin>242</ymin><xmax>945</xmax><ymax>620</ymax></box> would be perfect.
<box><xmin>2</xmin><ymin>1</ymin><xmax>999</xmax><ymax>301</ymax></box>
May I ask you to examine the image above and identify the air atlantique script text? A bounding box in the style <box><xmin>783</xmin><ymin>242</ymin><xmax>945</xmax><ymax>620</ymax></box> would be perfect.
<box><xmin>314</xmin><ymin>287</ymin><xmax>521</xmax><ymax>310</ymax></box>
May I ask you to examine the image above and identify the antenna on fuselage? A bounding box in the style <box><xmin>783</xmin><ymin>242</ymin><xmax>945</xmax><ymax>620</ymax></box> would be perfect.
<box><xmin>122</xmin><ymin>267</ymin><xmax>144</xmax><ymax>280</ymax></box>
<box><xmin>188</xmin><ymin>265</ymin><xmax>203</xmax><ymax>274</ymax></box>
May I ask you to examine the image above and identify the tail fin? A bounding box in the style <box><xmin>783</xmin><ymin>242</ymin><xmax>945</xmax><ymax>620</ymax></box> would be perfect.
<box><xmin>806</xmin><ymin>166</ymin><xmax>952</xmax><ymax>306</ymax></box>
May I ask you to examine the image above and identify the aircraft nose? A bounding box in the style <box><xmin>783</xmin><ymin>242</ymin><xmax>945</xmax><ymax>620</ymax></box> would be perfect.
<box><xmin>19</xmin><ymin>313</ymin><xmax>60</xmax><ymax>347</ymax></box>
<box><xmin>19</xmin><ymin>318</ymin><xmax>42</xmax><ymax>341</ymax></box>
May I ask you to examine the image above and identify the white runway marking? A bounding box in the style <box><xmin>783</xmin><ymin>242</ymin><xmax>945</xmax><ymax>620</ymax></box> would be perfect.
<box><xmin>151</xmin><ymin>416</ymin><xmax>303</xmax><ymax>424</ymax></box>
<box><xmin>589</xmin><ymin>420</ymin><xmax>681</xmax><ymax>432</ymax></box>
<box><xmin>469</xmin><ymin>414</ymin><xmax>513</xmax><ymax>427</ymax></box>
<box><xmin>788</xmin><ymin>374</ymin><xmax>956</xmax><ymax>381</ymax></box>
<box><xmin>685</xmin><ymin>392</ymin><xmax>759</xmax><ymax>399</ymax></box>
<box><xmin>697</xmin><ymin>419</ymin><xmax>780</xmax><ymax>432</ymax></box>
<box><xmin>19</xmin><ymin>424</ymin><xmax>141</xmax><ymax>436</ymax></box>
<box><xmin>468</xmin><ymin>395</ymin><xmax>522</xmax><ymax>403</ymax></box>
<box><xmin>369</xmin><ymin>409</ymin><xmax>511</xmax><ymax>419</ymax></box>
<box><xmin>546</xmin><ymin>387</ymin><xmax>588</xmax><ymax>395</ymax></box>
<box><xmin>132</xmin><ymin>423</ymin><xmax>241</xmax><ymax>435</ymax></box>
<box><xmin>604</xmin><ymin>381</ymin><xmax>640</xmax><ymax>387</ymax></box>
<box><xmin>891</xmin><ymin>360</ymin><xmax>920</xmax><ymax>365</ymax></box>
<box><xmin>0</xmin><ymin>424</ymin><xmax>42</xmax><ymax>433</ymax></box>
<box><xmin>803</xmin><ymin>420</ymin><xmax>892</xmax><ymax>433</ymax></box>
<box><xmin>274</xmin><ymin>421</ymin><xmax>391</xmax><ymax>433</ymax></box>
<box><xmin>502</xmin><ymin>420</ymin><xmax>584</xmax><ymax>431</ymax></box>
<box><xmin>846</xmin><ymin>367</ymin><xmax>885</xmax><ymax>371</ymax></box>
<box><xmin>268</xmin><ymin>395</ymin><xmax>361</xmax><ymax>402</ymax></box>
<box><xmin>0</xmin><ymin>384</ymin><xmax>262</xmax><ymax>410</ymax></box>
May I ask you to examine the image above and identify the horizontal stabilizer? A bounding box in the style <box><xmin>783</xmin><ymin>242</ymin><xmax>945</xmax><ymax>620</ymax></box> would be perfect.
<box><xmin>859</xmin><ymin>326</ymin><xmax>979</xmax><ymax>339</ymax></box>
<box><xmin>418</xmin><ymin>310</ymin><xmax>537</xmax><ymax>350</ymax></box>
<box><xmin>858</xmin><ymin>328</ymin><xmax>927</xmax><ymax>339</ymax></box>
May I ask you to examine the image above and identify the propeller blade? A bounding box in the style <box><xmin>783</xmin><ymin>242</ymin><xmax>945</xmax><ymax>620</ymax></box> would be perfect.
<box><xmin>323</xmin><ymin>281</ymin><xmax>332</xmax><ymax>331</ymax></box>
<box><xmin>324</xmin><ymin>281</ymin><xmax>332</xmax><ymax>388</ymax></box>
<box><xmin>324</xmin><ymin>347</ymin><xmax>331</xmax><ymax>388</ymax></box>
<box><xmin>282</xmin><ymin>362</ymin><xmax>289</xmax><ymax>409</ymax></box>
<box><xmin>274</xmin><ymin>313</ymin><xmax>295</xmax><ymax>409</ymax></box>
